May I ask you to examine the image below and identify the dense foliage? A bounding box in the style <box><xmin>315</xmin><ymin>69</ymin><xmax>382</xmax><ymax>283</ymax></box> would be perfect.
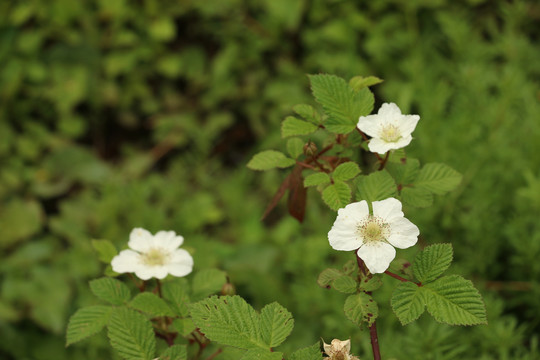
<box><xmin>0</xmin><ymin>0</ymin><xmax>538</xmax><ymax>359</ymax></box>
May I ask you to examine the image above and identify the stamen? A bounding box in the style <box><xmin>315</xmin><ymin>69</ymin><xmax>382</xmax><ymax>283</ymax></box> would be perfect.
<box><xmin>358</xmin><ymin>216</ymin><xmax>390</xmax><ymax>243</ymax></box>
<box><xmin>380</xmin><ymin>124</ymin><xmax>401</xmax><ymax>142</ymax></box>
<box><xmin>142</xmin><ymin>248</ymin><xmax>169</xmax><ymax>266</ymax></box>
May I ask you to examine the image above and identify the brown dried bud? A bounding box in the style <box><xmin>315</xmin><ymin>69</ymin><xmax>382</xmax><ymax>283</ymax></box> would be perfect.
<box><xmin>303</xmin><ymin>141</ymin><xmax>318</xmax><ymax>157</ymax></box>
<box><xmin>220</xmin><ymin>282</ymin><xmax>236</xmax><ymax>296</ymax></box>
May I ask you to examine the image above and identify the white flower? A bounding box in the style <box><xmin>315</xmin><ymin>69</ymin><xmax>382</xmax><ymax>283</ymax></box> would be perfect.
<box><xmin>323</xmin><ymin>339</ymin><xmax>360</xmax><ymax>360</ymax></box>
<box><xmin>357</xmin><ymin>102</ymin><xmax>420</xmax><ymax>154</ymax></box>
<box><xmin>111</xmin><ymin>228</ymin><xmax>194</xmax><ymax>280</ymax></box>
<box><xmin>328</xmin><ymin>198</ymin><xmax>419</xmax><ymax>274</ymax></box>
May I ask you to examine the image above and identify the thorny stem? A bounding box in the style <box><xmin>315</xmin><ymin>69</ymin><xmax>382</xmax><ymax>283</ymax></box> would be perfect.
<box><xmin>384</xmin><ymin>270</ymin><xmax>422</xmax><ymax>286</ymax></box>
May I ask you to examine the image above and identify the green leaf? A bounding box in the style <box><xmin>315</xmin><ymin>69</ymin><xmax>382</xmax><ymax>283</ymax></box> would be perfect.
<box><xmin>424</xmin><ymin>275</ymin><xmax>487</xmax><ymax>325</ymax></box>
<box><xmin>293</xmin><ymin>104</ymin><xmax>320</xmax><ymax>124</ymax></box>
<box><xmin>288</xmin><ymin>342</ymin><xmax>323</xmax><ymax>360</ymax></box>
<box><xmin>322</xmin><ymin>181</ymin><xmax>351</xmax><ymax>211</ymax></box>
<box><xmin>130</xmin><ymin>292</ymin><xmax>175</xmax><ymax>317</ymax></box>
<box><xmin>391</xmin><ymin>282</ymin><xmax>427</xmax><ymax>325</ymax></box>
<box><xmin>359</xmin><ymin>276</ymin><xmax>382</xmax><ymax>292</ymax></box>
<box><xmin>349</xmin><ymin>76</ymin><xmax>383</xmax><ymax>91</ymax></box>
<box><xmin>401</xmin><ymin>186</ymin><xmax>433</xmax><ymax>208</ymax></box>
<box><xmin>413</xmin><ymin>244</ymin><xmax>453</xmax><ymax>283</ymax></box>
<box><xmin>172</xmin><ymin>317</ymin><xmax>196</xmax><ymax>337</ymax></box>
<box><xmin>162</xmin><ymin>280</ymin><xmax>190</xmax><ymax>317</ymax></box>
<box><xmin>415</xmin><ymin>163</ymin><xmax>463</xmax><ymax>195</ymax></box>
<box><xmin>90</xmin><ymin>277</ymin><xmax>131</xmax><ymax>305</ymax></box>
<box><xmin>309</xmin><ymin>74</ymin><xmax>374</xmax><ymax>134</ymax></box>
<box><xmin>192</xmin><ymin>268</ymin><xmax>227</xmax><ymax>300</ymax></box>
<box><xmin>260</xmin><ymin>302</ymin><xmax>294</xmax><ymax>347</ymax></box>
<box><xmin>287</xmin><ymin>138</ymin><xmax>304</xmax><ymax>159</ymax></box>
<box><xmin>91</xmin><ymin>239</ymin><xmax>118</xmax><ymax>263</ymax></box>
<box><xmin>386</xmin><ymin>158</ymin><xmax>420</xmax><ymax>185</ymax></box>
<box><xmin>159</xmin><ymin>344</ymin><xmax>187</xmax><ymax>360</ymax></box>
<box><xmin>240</xmin><ymin>349</ymin><xmax>283</xmax><ymax>360</ymax></box>
<box><xmin>317</xmin><ymin>268</ymin><xmax>343</xmax><ymax>288</ymax></box>
<box><xmin>332</xmin><ymin>275</ymin><xmax>357</xmax><ymax>294</ymax></box>
<box><xmin>190</xmin><ymin>295</ymin><xmax>265</xmax><ymax>349</ymax></box>
<box><xmin>108</xmin><ymin>307</ymin><xmax>156</xmax><ymax>360</ymax></box>
<box><xmin>66</xmin><ymin>306</ymin><xmax>113</xmax><ymax>346</ymax></box>
<box><xmin>356</xmin><ymin>170</ymin><xmax>397</xmax><ymax>203</ymax></box>
<box><xmin>281</xmin><ymin>116</ymin><xmax>318</xmax><ymax>138</ymax></box>
<box><xmin>247</xmin><ymin>150</ymin><xmax>296</xmax><ymax>171</ymax></box>
<box><xmin>333</xmin><ymin>162</ymin><xmax>361</xmax><ymax>181</ymax></box>
<box><xmin>304</xmin><ymin>173</ymin><xmax>331</xmax><ymax>187</ymax></box>
<box><xmin>344</xmin><ymin>293</ymin><xmax>378</xmax><ymax>327</ymax></box>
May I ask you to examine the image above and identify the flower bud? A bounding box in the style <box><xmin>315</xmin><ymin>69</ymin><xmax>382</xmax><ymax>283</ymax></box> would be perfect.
<box><xmin>303</xmin><ymin>141</ymin><xmax>318</xmax><ymax>157</ymax></box>
<box><xmin>221</xmin><ymin>282</ymin><xmax>236</xmax><ymax>296</ymax></box>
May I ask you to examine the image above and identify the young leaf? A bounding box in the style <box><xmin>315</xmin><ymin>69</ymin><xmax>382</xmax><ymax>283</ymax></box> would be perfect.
<box><xmin>356</xmin><ymin>170</ymin><xmax>397</xmax><ymax>203</ymax></box>
<box><xmin>192</xmin><ymin>268</ymin><xmax>227</xmax><ymax>300</ymax></box>
<box><xmin>344</xmin><ymin>293</ymin><xmax>378</xmax><ymax>327</ymax></box>
<box><xmin>322</xmin><ymin>181</ymin><xmax>351</xmax><ymax>211</ymax></box>
<box><xmin>89</xmin><ymin>277</ymin><xmax>131</xmax><ymax>305</ymax></box>
<box><xmin>413</xmin><ymin>244</ymin><xmax>453</xmax><ymax>283</ymax></box>
<box><xmin>281</xmin><ymin>116</ymin><xmax>318</xmax><ymax>138</ymax></box>
<box><xmin>91</xmin><ymin>239</ymin><xmax>118</xmax><ymax>263</ymax></box>
<box><xmin>260</xmin><ymin>302</ymin><xmax>294</xmax><ymax>348</ymax></box>
<box><xmin>391</xmin><ymin>282</ymin><xmax>426</xmax><ymax>325</ymax></box>
<box><xmin>359</xmin><ymin>276</ymin><xmax>382</xmax><ymax>292</ymax></box>
<box><xmin>190</xmin><ymin>295</ymin><xmax>265</xmax><ymax>349</ymax></box>
<box><xmin>159</xmin><ymin>344</ymin><xmax>187</xmax><ymax>360</ymax></box>
<box><xmin>240</xmin><ymin>349</ymin><xmax>283</xmax><ymax>360</ymax></box>
<box><xmin>400</xmin><ymin>186</ymin><xmax>433</xmax><ymax>208</ymax></box>
<box><xmin>309</xmin><ymin>74</ymin><xmax>374</xmax><ymax>134</ymax></box>
<box><xmin>108</xmin><ymin>307</ymin><xmax>156</xmax><ymax>360</ymax></box>
<box><xmin>304</xmin><ymin>173</ymin><xmax>331</xmax><ymax>187</ymax></box>
<box><xmin>317</xmin><ymin>268</ymin><xmax>343</xmax><ymax>288</ymax></box>
<box><xmin>349</xmin><ymin>76</ymin><xmax>383</xmax><ymax>91</ymax></box>
<box><xmin>162</xmin><ymin>279</ymin><xmax>190</xmax><ymax>317</ymax></box>
<box><xmin>332</xmin><ymin>162</ymin><xmax>361</xmax><ymax>181</ymax></box>
<box><xmin>332</xmin><ymin>275</ymin><xmax>357</xmax><ymax>294</ymax></box>
<box><xmin>293</xmin><ymin>104</ymin><xmax>320</xmax><ymax>125</ymax></box>
<box><xmin>288</xmin><ymin>342</ymin><xmax>323</xmax><ymax>360</ymax></box>
<box><xmin>287</xmin><ymin>138</ymin><xmax>304</xmax><ymax>159</ymax></box>
<box><xmin>129</xmin><ymin>292</ymin><xmax>175</xmax><ymax>317</ymax></box>
<box><xmin>247</xmin><ymin>150</ymin><xmax>296</xmax><ymax>171</ymax></box>
<box><xmin>424</xmin><ymin>275</ymin><xmax>487</xmax><ymax>325</ymax></box>
<box><xmin>66</xmin><ymin>305</ymin><xmax>113</xmax><ymax>346</ymax></box>
<box><xmin>415</xmin><ymin>163</ymin><xmax>462</xmax><ymax>195</ymax></box>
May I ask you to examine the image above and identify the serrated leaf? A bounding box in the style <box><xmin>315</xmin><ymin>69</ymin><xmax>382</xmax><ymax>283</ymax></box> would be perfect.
<box><xmin>322</xmin><ymin>181</ymin><xmax>351</xmax><ymax>210</ymax></box>
<box><xmin>289</xmin><ymin>342</ymin><xmax>323</xmax><ymax>360</ymax></box>
<box><xmin>247</xmin><ymin>150</ymin><xmax>296</xmax><ymax>171</ymax></box>
<box><xmin>413</xmin><ymin>244</ymin><xmax>453</xmax><ymax>283</ymax></box>
<box><xmin>391</xmin><ymin>282</ymin><xmax>427</xmax><ymax>325</ymax></box>
<box><xmin>344</xmin><ymin>293</ymin><xmax>378</xmax><ymax>326</ymax></box>
<box><xmin>192</xmin><ymin>268</ymin><xmax>227</xmax><ymax>300</ymax></box>
<box><xmin>108</xmin><ymin>307</ymin><xmax>156</xmax><ymax>360</ymax></box>
<box><xmin>304</xmin><ymin>173</ymin><xmax>331</xmax><ymax>187</ymax></box>
<box><xmin>401</xmin><ymin>186</ymin><xmax>433</xmax><ymax>208</ymax></box>
<box><xmin>162</xmin><ymin>279</ymin><xmax>190</xmax><ymax>317</ymax></box>
<box><xmin>356</xmin><ymin>170</ymin><xmax>397</xmax><ymax>202</ymax></box>
<box><xmin>172</xmin><ymin>317</ymin><xmax>196</xmax><ymax>337</ymax></box>
<box><xmin>317</xmin><ymin>268</ymin><xmax>343</xmax><ymax>288</ymax></box>
<box><xmin>309</xmin><ymin>74</ymin><xmax>374</xmax><ymax>134</ymax></box>
<box><xmin>293</xmin><ymin>104</ymin><xmax>320</xmax><ymax>124</ymax></box>
<box><xmin>260</xmin><ymin>302</ymin><xmax>294</xmax><ymax>347</ymax></box>
<box><xmin>240</xmin><ymin>349</ymin><xmax>283</xmax><ymax>360</ymax></box>
<box><xmin>91</xmin><ymin>239</ymin><xmax>118</xmax><ymax>263</ymax></box>
<box><xmin>333</xmin><ymin>162</ymin><xmax>361</xmax><ymax>181</ymax></box>
<box><xmin>359</xmin><ymin>276</ymin><xmax>382</xmax><ymax>292</ymax></box>
<box><xmin>349</xmin><ymin>76</ymin><xmax>383</xmax><ymax>91</ymax></box>
<box><xmin>190</xmin><ymin>295</ymin><xmax>265</xmax><ymax>349</ymax></box>
<box><xmin>332</xmin><ymin>276</ymin><xmax>357</xmax><ymax>294</ymax></box>
<box><xmin>130</xmin><ymin>292</ymin><xmax>174</xmax><ymax>317</ymax></box>
<box><xmin>424</xmin><ymin>275</ymin><xmax>487</xmax><ymax>325</ymax></box>
<box><xmin>415</xmin><ymin>163</ymin><xmax>462</xmax><ymax>195</ymax></box>
<box><xmin>66</xmin><ymin>306</ymin><xmax>113</xmax><ymax>346</ymax></box>
<box><xmin>90</xmin><ymin>277</ymin><xmax>131</xmax><ymax>305</ymax></box>
<box><xmin>159</xmin><ymin>344</ymin><xmax>187</xmax><ymax>360</ymax></box>
<box><xmin>342</xmin><ymin>260</ymin><xmax>357</xmax><ymax>275</ymax></box>
<box><xmin>287</xmin><ymin>138</ymin><xmax>304</xmax><ymax>159</ymax></box>
<box><xmin>386</xmin><ymin>158</ymin><xmax>420</xmax><ymax>185</ymax></box>
<box><xmin>281</xmin><ymin>116</ymin><xmax>318</xmax><ymax>138</ymax></box>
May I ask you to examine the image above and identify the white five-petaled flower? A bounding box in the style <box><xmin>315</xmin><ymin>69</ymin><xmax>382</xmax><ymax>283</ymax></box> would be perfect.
<box><xmin>328</xmin><ymin>198</ymin><xmax>419</xmax><ymax>274</ymax></box>
<box><xmin>323</xmin><ymin>339</ymin><xmax>360</xmax><ymax>360</ymax></box>
<box><xmin>357</xmin><ymin>102</ymin><xmax>420</xmax><ymax>154</ymax></box>
<box><xmin>111</xmin><ymin>228</ymin><xmax>194</xmax><ymax>280</ymax></box>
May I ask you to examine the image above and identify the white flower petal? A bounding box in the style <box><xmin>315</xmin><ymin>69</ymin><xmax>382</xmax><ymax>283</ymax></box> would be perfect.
<box><xmin>155</xmin><ymin>230</ymin><xmax>184</xmax><ymax>250</ymax></box>
<box><xmin>135</xmin><ymin>265</ymin><xmax>168</xmax><ymax>280</ymax></box>
<box><xmin>167</xmin><ymin>263</ymin><xmax>193</xmax><ymax>277</ymax></box>
<box><xmin>372</xmin><ymin>198</ymin><xmax>403</xmax><ymax>222</ymax></box>
<box><xmin>128</xmin><ymin>228</ymin><xmax>154</xmax><ymax>252</ymax></box>
<box><xmin>328</xmin><ymin>223</ymin><xmax>361</xmax><ymax>251</ymax></box>
<box><xmin>357</xmin><ymin>115</ymin><xmax>381</xmax><ymax>137</ymax></box>
<box><xmin>111</xmin><ymin>249</ymin><xmax>141</xmax><ymax>273</ymax></box>
<box><xmin>357</xmin><ymin>242</ymin><xmax>396</xmax><ymax>274</ymax></box>
<box><xmin>388</xmin><ymin>217</ymin><xmax>419</xmax><ymax>249</ymax></box>
<box><xmin>367</xmin><ymin>138</ymin><xmax>391</xmax><ymax>154</ymax></box>
<box><xmin>338</xmin><ymin>201</ymin><xmax>369</xmax><ymax>222</ymax></box>
<box><xmin>378</xmin><ymin>103</ymin><xmax>402</xmax><ymax>118</ymax></box>
<box><xmin>397</xmin><ymin>114</ymin><xmax>420</xmax><ymax>135</ymax></box>
<box><xmin>391</xmin><ymin>135</ymin><xmax>413</xmax><ymax>149</ymax></box>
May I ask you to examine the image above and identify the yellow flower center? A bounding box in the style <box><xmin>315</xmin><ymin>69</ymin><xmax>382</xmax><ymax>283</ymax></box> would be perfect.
<box><xmin>359</xmin><ymin>216</ymin><xmax>389</xmax><ymax>243</ymax></box>
<box><xmin>380</xmin><ymin>124</ymin><xmax>401</xmax><ymax>142</ymax></box>
<box><xmin>142</xmin><ymin>248</ymin><xmax>168</xmax><ymax>266</ymax></box>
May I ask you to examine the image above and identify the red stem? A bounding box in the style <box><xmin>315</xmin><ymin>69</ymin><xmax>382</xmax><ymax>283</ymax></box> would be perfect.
<box><xmin>384</xmin><ymin>270</ymin><xmax>422</xmax><ymax>286</ymax></box>
<box><xmin>369</xmin><ymin>322</ymin><xmax>382</xmax><ymax>360</ymax></box>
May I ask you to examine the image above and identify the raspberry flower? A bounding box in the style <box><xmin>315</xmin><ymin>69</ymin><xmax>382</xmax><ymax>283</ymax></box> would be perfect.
<box><xmin>328</xmin><ymin>198</ymin><xmax>419</xmax><ymax>274</ymax></box>
<box><xmin>323</xmin><ymin>339</ymin><xmax>360</xmax><ymax>360</ymax></box>
<box><xmin>111</xmin><ymin>228</ymin><xmax>194</xmax><ymax>280</ymax></box>
<box><xmin>357</xmin><ymin>102</ymin><xmax>420</xmax><ymax>154</ymax></box>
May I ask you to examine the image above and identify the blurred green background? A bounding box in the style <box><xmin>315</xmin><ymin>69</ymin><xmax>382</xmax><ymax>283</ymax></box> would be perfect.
<box><xmin>0</xmin><ymin>0</ymin><xmax>539</xmax><ymax>359</ymax></box>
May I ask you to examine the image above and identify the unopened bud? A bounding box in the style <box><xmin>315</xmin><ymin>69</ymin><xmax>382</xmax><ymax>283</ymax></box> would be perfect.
<box><xmin>221</xmin><ymin>282</ymin><xmax>236</xmax><ymax>296</ymax></box>
<box><xmin>303</xmin><ymin>141</ymin><xmax>318</xmax><ymax>157</ymax></box>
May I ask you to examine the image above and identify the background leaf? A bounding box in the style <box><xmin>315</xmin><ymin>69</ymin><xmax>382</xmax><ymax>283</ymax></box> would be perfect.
<box><xmin>129</xmin><ymin>292</ymin><xmax>175</xmax><ymax>317</ymax></box>
<box><xmin>281</xmin><ymin>116</ymin><xmax>318</xmax><ymax>138</ymax></box>
<box><xmin>247</xmin><ymin>151</ymin><xmax>296</xmax><ymax>171</ymax></box>
<box><xmin>415</xmin><ymin>163</ymin><xmax>462</xmax><ymax>195</ymax></box>
<box><xmin>192</xmin><ymin>268</ymin><xmax>227</xmax><ymax>300</ymax></box>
